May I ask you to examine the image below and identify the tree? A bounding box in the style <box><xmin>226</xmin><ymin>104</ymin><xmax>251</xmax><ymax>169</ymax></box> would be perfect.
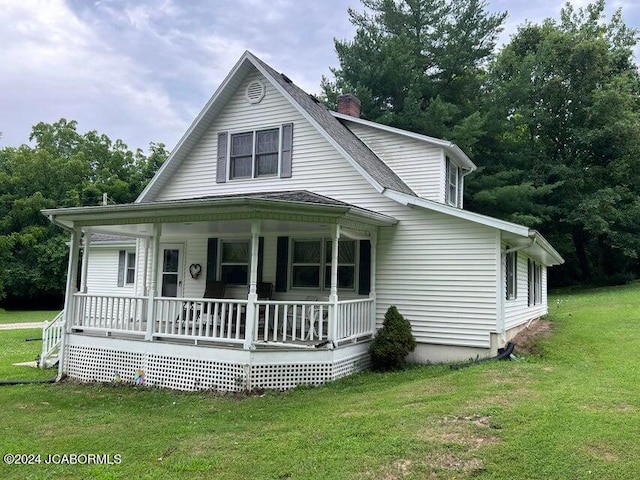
<box><xmin>467</xmin><ymin>1</ymin><xmax>640</xmax><ymax>284</ymax></box>
<box><xmin>370</xmin><ymin>305</ymin><xmax>417</xmax><ymax>371</ymax></box>
<box><xmin>0</xmin><ymin>119</ymin><xmax>168</xmax><ymax>306</ymax></box>
<box><xmin>322</xmin><ymin>0</ymin><xmax>506</xmax><ymax>153</ymax></box>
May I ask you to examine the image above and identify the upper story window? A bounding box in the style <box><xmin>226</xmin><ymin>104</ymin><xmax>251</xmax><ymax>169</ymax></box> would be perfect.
<box><xmin>445</xmin><ymin>157</ymin><xmax>461</xmax><ymax>208</ymax></box>
<box><xmin>230</xmin><ymin>129</ymin><xmax>279</xmax><ymax>179</ymax></box>
<box><xmin>216</xmin><ymin>123</ymin><xmax>293</xmax><ymax>183</ymax></box>
<box><xmin>505</xmin><ymin>249</ymin><xmax>517</xmax><ymax>300</ymax></box>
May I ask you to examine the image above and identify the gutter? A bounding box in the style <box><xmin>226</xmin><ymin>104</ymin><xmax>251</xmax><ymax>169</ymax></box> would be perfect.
<box><xmin>503</xmin><ymin>237</ymin><xmax>537</xmax><ymax>255</ymax></box>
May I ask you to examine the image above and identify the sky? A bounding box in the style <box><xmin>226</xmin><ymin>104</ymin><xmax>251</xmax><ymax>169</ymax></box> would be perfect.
<box><xmin>1</xmin><ymin>0</ymin><xmax>638</xmax><ymax>153</ymax></box>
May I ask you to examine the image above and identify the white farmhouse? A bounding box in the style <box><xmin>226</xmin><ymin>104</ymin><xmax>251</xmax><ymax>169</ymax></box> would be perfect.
<box><xmin>41</xmin><ymin>52</ymin><xmax>563</xmax><ymax>391</ymax></box>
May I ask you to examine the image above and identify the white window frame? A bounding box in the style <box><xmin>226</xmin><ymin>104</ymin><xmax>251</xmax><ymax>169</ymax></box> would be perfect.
<box><xmin>528</xmin><ymin>259</ymin><xmax>543</xmax><ymax>306</ymax></box>
<box><xmin>125</xmin><ymin>251</ymin><xmax>136</xmax><ymax>285</ymax></box>
<box><xmin>219</xmin><ymin>239</ymin><xmax>250</xmax><ymax>286</ymax></box>
<box><xmin>445</xmin><ymin>157</ymin><xmax>460</xmax><ymax>207</ymax></box>
<box><xmin>290</xmin><ymin>238</ymin><xmax>358</xmax><ymax>291</ymax></box>
<box><xmin>290</xmin><ymin>239</ymin><xmax>323</xmax><ymax>289</ymax></box>
<box><xmin>506</xmin><ymin>250</ymin><xmax>517</xmax><ymax>300</ymax></box>
<box><xmin>229</xmin><ymin>127</ymin><xmax>281</xmax><ymax>180</ymax></box>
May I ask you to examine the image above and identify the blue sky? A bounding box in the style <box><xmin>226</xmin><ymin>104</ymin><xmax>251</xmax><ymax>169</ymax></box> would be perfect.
<box><xmin>1</xmin><ymin>0</ymin><xmax>638</xmax><ymax>153</ymax></box>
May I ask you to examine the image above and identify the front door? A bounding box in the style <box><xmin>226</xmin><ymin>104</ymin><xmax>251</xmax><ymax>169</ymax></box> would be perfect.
<box><xmin>159</xmin><ymin>245</ymin><xmax>183</xmax><ymax>297</ymax></box>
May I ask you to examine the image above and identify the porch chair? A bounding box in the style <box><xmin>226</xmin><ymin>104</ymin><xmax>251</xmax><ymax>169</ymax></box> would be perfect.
<box><xmin>204</xmin><ymin>280</ymin><xmax>226</xmax><ymax>299</ymax></box>
<box><xmin>286</xmin><ymin>296</ymin><xmax>329</xmax><ymax>342</ymax></box>
<box><xmin>180</xmin><ymin>281</ymin><xmax>226</xmax><ymax>332</ymax></box>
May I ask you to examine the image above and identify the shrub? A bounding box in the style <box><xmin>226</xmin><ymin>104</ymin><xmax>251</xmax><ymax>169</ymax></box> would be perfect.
<box><xmin>369</xmin><ymin>305</ymin><xmax>416</xmax><ymax>371</ymax></box>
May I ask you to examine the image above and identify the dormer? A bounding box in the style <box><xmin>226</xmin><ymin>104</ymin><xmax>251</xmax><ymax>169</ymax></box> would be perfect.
<box><xmin>332</xmin><ymin>111</ymin><xmax>476</xmax><ymax>208</ymax></box>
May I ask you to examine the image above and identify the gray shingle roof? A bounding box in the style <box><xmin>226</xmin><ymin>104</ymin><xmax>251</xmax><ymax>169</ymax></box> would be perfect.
<box><xmin>251</xmin><ymin>54</ymin><xmax>415</xmax><ymax>196</ymax></box>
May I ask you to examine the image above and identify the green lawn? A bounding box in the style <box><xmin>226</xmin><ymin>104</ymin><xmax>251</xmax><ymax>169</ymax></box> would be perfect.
<box><xmin>0</xmin><ymin>309</ymin><xmax>61</xmax><ymax>325</ymax></box>
<box><xmin>0</xmin><ymin>283</ymin><xmax>638</xmax><ymax>479</ymax></box>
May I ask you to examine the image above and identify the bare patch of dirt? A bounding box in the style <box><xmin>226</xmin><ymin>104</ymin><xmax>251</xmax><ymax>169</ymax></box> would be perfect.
<box><xmin>511</xmin><ymin>318</ymin><xmax>552</xmax><ymax>356</ymax></box>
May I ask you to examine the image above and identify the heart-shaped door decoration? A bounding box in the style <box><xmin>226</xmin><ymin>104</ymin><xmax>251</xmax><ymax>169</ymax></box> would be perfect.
<box><xmin>189</xmin><ymin>263</ymin><xmax>202</xmax><ymax>279</ymax></box>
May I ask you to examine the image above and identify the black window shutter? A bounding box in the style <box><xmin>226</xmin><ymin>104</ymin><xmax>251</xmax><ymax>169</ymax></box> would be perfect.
<box><xmin>358</xmin><ymin>240</ymin><xmax>371</xmax><ymax>295</ymax></box>
<box><xmin>206</xmin><ymin>238</ymin><xmax>219</xmax><ymax>283</ymax></box>
<box><xmin>117</xmin><ymin>250</ymin><xmax>125</xmax><ymax>287</ymax></box>
<box><xmin>257</xmin><ymin>237</ymin><xmax>264</xmax><ymax>283</ymax></box>
<box><xmin>216</xmin><ymin>132</ymin><xmax>228</xmax><ymax>183</ymax></box>
<box><xmin>280</xmin><ymin>123</ymin><xmax>293</xmax><ymax>178</ymax></box>
<box><xmin>275</xmin><ymin>236</ymin><xmax>289</xmax><ymax>292</ymax></box>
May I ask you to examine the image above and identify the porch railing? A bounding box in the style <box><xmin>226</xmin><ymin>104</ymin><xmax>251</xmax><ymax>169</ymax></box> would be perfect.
<box><xmin>73</xmin><ymin>293</ymin><xmax>147</xmax><ymax>334</ymax></box>
<box><xmin>335</xmin><ymin>298</ymin><xmax>375</xmax><ymax>343</ymax></box>
<box><xmin>40</xmin><ymin>311</ymin><xmax>64</xmax><ymax>368</ymax></box>
<box><xmin>254</xmin><ymin>300</ymin><xmax>332</xmax><ymax>343</ymax></box>
<box><xmin>153</xmin><ymin>297</ymin><xmax>248</xmax><ymax>344</ymax></box>
<box><xmin>69</xmin><ymin>293</ymin><xmax>375</xmax><ymax>347</ymax></box>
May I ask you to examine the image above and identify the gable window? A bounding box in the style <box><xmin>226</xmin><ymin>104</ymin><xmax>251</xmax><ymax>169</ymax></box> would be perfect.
<box><xmin>505</xmin><ymin>250</ymin><xmax>517</xmax><ymax>300</ymax></box>
<box><xmin>117</xmin><ymin>250</ymin><xmax>136</xmax><ymax>287</ymax></box>
<box><xmin>230</xmin><ymin>128</ymin><xmax>279</xmax><ymax>179</ymax></box>
<box><xmin>220</xmin><ymin>240</ymin><xmax>249</xmax><ymax>285</ymax></box>
<box><xmin>324</xmin><ymin>240</ymin><xmax>356</xmax><ymax>289</ymax></box>
<box><xmin>528</xmin><ymin>259</ymin><xmax>542</xmax><ymax>306</ymax></box>
<box><xmin>445</xmin><ymin>157</ymin><xmax>461</xmax><ymax>207</ymax></box>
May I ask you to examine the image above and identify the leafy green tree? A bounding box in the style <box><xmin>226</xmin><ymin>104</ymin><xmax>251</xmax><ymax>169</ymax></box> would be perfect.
<box><xmin>322</xmin><ymin>0</ymin><xmax>506</xmax><ymax>153</ymax></box>
<box><xmin>0</xmin><ymin>119</ymin><xmax>168</xmax><ymax>306</ymax></box>
<box><xmin>468</xmin><ymin>1</ymin><xmax>640</xmax><ymax>284</ymax></box>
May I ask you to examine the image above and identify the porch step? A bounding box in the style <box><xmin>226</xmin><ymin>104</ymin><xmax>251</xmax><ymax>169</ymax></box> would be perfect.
<box><xmin>40</xmin><ymin>311</ymin><xmax>64</xmax><ymax>369</ymax></box>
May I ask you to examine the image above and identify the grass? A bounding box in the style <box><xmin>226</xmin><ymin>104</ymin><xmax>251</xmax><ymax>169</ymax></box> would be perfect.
<box><xmin>0</xmin><ymin>282</ymin><xmax>638</xmax><ymax>479</ymax></box>
<box><xmin>0</xmin><ymin>309</ymin><xmax>61</xmax><ymax>325</ymax></box>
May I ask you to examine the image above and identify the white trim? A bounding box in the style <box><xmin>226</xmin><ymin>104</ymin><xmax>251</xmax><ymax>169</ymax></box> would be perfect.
<box><xmin>383</xmin><ymin>189</ymin><xmax>564</xmax><ymax>266</ymax></box>
<box><xmin>384</xmin><ymin>189</ymin><xmax>529</xmax><ymax>236</ymax></box>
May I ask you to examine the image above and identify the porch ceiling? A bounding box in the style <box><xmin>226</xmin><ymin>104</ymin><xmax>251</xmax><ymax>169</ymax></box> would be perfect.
<box><xmin>43</xmin><ymin>190</ymin><xmax>397</xmax><ymax>237</ymax></box>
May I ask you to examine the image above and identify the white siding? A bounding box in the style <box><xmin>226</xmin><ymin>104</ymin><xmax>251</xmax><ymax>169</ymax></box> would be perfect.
<box><xmin>155</xmin><ymin>69</ymin><xmax>377</xmax><ymax>205</ymax></box>
<box><xmin>344</xmin><ymin>122</ymin><xmax>446</xmax><ymax>202</ymax></box>
<box><xmin>375</xmin><ymin>205</ymin><xmax>499</xmax><ymax>348</ymax></box>
<box><xmin>86</xmin><ymin>247</ymin><xmax>136</xmax><ymax>296</ymax></box>
<box><xmin>142</xmin><ymin>66</ymin><xmax>504</xmax><ymax>349</ymax></box>
<box><xmin>504</xmin><ymin>252</ymin><xmax>549</xmax><ymax>330</ymax></box>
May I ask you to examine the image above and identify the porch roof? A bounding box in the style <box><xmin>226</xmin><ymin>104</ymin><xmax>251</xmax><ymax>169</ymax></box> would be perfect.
<box><xmin>43</xmin><ymin>190</ymin><xmax>398</xmax><ymax>236</ymax></box>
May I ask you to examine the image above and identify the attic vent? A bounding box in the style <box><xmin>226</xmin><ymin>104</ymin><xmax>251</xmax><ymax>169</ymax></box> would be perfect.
<box><xmin>245</xmin><ymin>80</ymin><xmax>265</xmax><ymax>104</ymax></box>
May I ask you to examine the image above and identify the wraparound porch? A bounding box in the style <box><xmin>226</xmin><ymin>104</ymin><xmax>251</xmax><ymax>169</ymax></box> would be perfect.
<box><xmin>44</xmin><ymin>192</ymin><xmax>396</xmax><ymax>390</ymax></box>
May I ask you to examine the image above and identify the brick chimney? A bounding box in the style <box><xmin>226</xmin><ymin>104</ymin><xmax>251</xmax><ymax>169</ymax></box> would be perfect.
<box><xmin>337</xmin><ymin>93</ymin><xmax>361</xmax><ymax>118</ymax></box>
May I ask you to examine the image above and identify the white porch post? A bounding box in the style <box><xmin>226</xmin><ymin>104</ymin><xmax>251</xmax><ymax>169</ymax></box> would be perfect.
<box><xmin>57</xmin><ymin>226</ymin><xmax>81</xmax><ymax>381</ymax></box>
<box><xmin>243</xmin><ymin>220</ymin><xmax>260</xmax><ymax>350</ymax></box>
<box><xmin>369</xmin><ymin>228</ymin><xmax>378</xmax><ymax>334</ymax></box>
<box><xmin>145</xmin><ymin>224</ymin><xmax>162</xmax><ymax>341</ymax></box>
<box><xmin>142</xmin><ymin>236</ymin><xmax>150</xmax><ymax>296</ymax></box>
<box><xmin>329</xmin><ymin>224</ymin><xmax>340</xmax><ymax>345</ymax></box>
<box><xmin>79</xmin><ymin>228</ymin><xmax>91</xmax><ymax>293</ymax></box>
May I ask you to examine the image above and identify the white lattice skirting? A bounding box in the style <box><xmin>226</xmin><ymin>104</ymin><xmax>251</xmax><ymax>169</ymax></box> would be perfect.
<box><xmin>64</xmin><ymin>344</ymin><xmax>371</xmax><ymax>392</ymax></box>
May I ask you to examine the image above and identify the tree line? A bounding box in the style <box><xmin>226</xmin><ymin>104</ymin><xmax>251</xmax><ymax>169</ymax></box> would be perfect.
<box><xmin>1</xmin><ymin>0</ymin><xmax>637</xmax><ymax>308</ymax></box>
<box><xmin>322</xmin><ymin>0</ymin><xmax>640</xmax><ymax>286</ymax></box>
<box><xmin>0</xmin><ymin>120</ymin><xmax>167</xmax><ymax>307</ymax></box>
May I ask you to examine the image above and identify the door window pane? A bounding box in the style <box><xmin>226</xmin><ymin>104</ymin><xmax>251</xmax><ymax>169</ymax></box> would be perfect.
<box><xmin>163</xmin><ymin>249</ymin><xmax>179</xmax><ymax>272</ymax></box>
<box><xmin>162</xmin><ymin>274</ymin><xmax>178</xmax><ymax>297</ymax></box>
